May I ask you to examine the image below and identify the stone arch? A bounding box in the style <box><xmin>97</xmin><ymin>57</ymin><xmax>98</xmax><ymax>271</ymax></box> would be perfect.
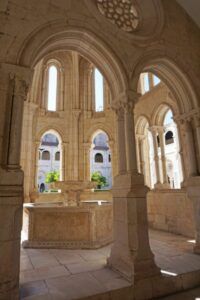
<box><xmin>85</xmin><ymin>124</ymin><xmax>114</xmax><ymax>145</ymax></box>
<box><xmin>131</xmin><ymin>55</ymin><xmax>199</xmax><ymax>114</ymax></box>
<box><xmin>36</xmin><ymin>127</ymin><xmax>65</xmax><ymax>144</ymax></box>
<box><xmin>151</xmin><ymin>103</ymin><xmax>175</xmax><ymax>126</ymax></box>
<box><xmin>135</xmin><ymin>115</ymin><xmax>150</xmax><ymax>135</ymax></box>
<box><xmin>17</xmin><ymin>24</ymin><xmax>128</xmax><ymax>100</ymax></box>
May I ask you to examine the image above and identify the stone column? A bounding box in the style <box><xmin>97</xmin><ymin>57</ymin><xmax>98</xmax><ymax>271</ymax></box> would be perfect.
<box><xmin>115</xmin><ymin>106</ymin><xmax>127</xmax><ymax>174</ymax></box>
<box><xmin>138</xmin><ymin>136</ymin><xmax>148</xmax><ymax>186</ymax></box>
<box><xmin>34</xmin><ymin>141</ymin><xmax>40</xmax><ymax>190</ymax></box>
<box><xmin>108</xmin><ymin>91</ymin><xmax>160</xmax><ymax>282</ymax></box>
<box><xmin>0</xmin><ymin>64</ymin><xmax>32</xmax><ymax>300</ymax></box>
<box><xmin>179</xmin><ymin>119</ymin><xmax>198</xmax><ymax>178</ymax></box>
<box><xmin>72</xmin><ymin>109</ymin><xmax>81</xmax><ymax>180</ymax></box>
<box><xmin>191</xmin><ymin>114</ymin><xmax>200</xmax><ymax>175</ymax></box>
<box><xmin>21</xmin><ymin>102</ymin><xmax>38</xmax><ymax>201</ymax></box>
<box><xmin>108</xmin><ymin>140</ymin><xmax>115</xmax><ymax>181</ymax></box>
<box><xmin>186</xmin><ymin>113</ymin><xmax>200</xmax><ymax>254</ymax></box>
<box><xmin>83</xmin><ymin>142</ymin><xmax>91</xmax><ymax>181</ymax></box>
<box><xmin>157</xmin><ymin>127</ymin><xmax>170</xmax><ymax>188</ymax></box>
<box><xmin>60</xmin><ymin>142</ymin><xmax>65</xmax><ymax>181</ymax></box>
<box><xmin>150</xmin><ymin>127</ymin><xmax>162</xmax><ymax>186</ymax></box>
<box><xmin>136</xmin><ymin>135</ymin><xmax>141</xmax><ymax>173</ymax></box>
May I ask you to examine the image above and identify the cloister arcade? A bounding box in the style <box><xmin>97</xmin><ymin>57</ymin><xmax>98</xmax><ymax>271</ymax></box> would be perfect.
<box><xmin>0</xmin><ymin>1</ymin><xmax>200</xmax><ymax>300</ymax></box>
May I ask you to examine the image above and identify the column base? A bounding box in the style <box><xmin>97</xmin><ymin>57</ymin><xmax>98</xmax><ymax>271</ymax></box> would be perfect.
<box><xmin>107</xmin><ymin>247</ymin><xmax>160</xmax><ymax>282</ymax></box>
<box><xmin>186</xmin><ymin>176</ymin><xmax>200</xmax><ymax>256</ymax></box>
<box><xmin>108</xmin><ymin>172</ymin><xmax>160</xmax><ymax>282</ymax></box>
<box><xmin>193</xmin><ymin>244</ymin><xmax>200</xmax><ymax>254</ymax></box>
<box><xmin>0</xmin><ymin>285</ymin><xmax>19</xmax><ymax>300</ymax></box>
<box><xmin>154</xmin><ymin>183</ymin><xmax>171</xmax><ymax>190</ymax></box>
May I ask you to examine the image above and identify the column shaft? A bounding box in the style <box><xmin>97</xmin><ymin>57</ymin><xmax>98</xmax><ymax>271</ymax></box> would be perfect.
<box><xmin>158</xmin><ymin>128</ymin><xmax>168</xmax><ymax>184</ymax></box>
<box><xmin>151</xmin><ymin>128</ymin><xmax>161</xmax><ymax>184</ymax></box>
<box><xmin>108</xmin><ymin>94</ymin><xmax>160</xmax><ymax>281</ymax></box>
<box><xmin>116</xmin><ymin>107</ymin><xmax>127</xmax><ymax>174</ymax></box>
<box><xmin>124</xmin><ymin>102</ymin><xmax>138</xmax><ymax>173</ymax></box>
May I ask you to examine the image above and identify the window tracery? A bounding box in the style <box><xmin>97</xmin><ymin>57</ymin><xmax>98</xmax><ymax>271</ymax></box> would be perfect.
<box><xmin>96</xmin><ymin>0</ymin><xmax>139</xmax><ymax>32</ymax></box>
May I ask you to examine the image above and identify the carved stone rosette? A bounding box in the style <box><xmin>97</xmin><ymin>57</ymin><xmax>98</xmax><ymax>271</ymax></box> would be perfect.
<box><xmin>97</xmin><ymin>0</ymin><xmax>139</xmax><ymax>32</ymax></box>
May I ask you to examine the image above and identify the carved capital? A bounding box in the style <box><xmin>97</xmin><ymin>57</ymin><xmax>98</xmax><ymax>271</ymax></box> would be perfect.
<box><xmin>72</xmin><ymin>109</ymin><xmax>81</xmax><ymax>120</ymax></box>
<box><xmin>13</xmin><ymin>75</ymin><xmax>29</xmax><ymax>100</ymax></box>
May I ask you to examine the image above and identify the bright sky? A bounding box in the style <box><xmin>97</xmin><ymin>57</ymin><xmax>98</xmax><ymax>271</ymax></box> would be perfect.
<box><xmin>48</xmin><ymin>65</ymin><xmax>57</xmax><ymax>111</ymax></box>
<box><xmin>94</xmin><ymin>68</ymin><xmax>104</xmax><ymax>112</ymax></box>
<box><xmin>164</xmin><ymin>110</ymin><xmax>173</xmax><ymax>125</ymax></box>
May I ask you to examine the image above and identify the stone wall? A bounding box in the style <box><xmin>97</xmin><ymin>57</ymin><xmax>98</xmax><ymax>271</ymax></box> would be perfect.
<box><xmin>147</xmin><ymin>190</ymin><xmax>195</xmax><ymax>238</ymax></box>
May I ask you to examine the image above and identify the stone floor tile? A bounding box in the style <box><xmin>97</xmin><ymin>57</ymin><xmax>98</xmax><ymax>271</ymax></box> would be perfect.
<box><xmin>46</xmin><ymin>273</ymin><xmax>106</xmax><ymax>299</ymax></box>
<box><xmin>52</xmin><ymin>252</ymin><xmax>85</xmax><ymax>265</ymax></box>
<box><xmin>20</xmin><ymin>280</ymin><xmax>48</xmax><ymax>299</ymax></box>
<box><xmin>90</xmin><ymin>268</ymin><xmax>121</xmax><ymax>283</ymax></box>
<box><xmin>29</xmin><ymin>254</ymin><xmax>59</xmax><ymax>269</ymax></box>
<box><xmin>66</xmin><ymin>259</ymin><xmax>106</xmax><ymax>274</ymax></box>
<box><xmin>21</xmin><ymin>256</ymin><xmax>34</xmax><ymax>271</ymax></box>
<box><xmin>26</xmin><ymin>249</ymin><xmax>50</xmax><ymax>257</ymax></box>
<box><xmin>20</xmin><ymin>265</ymin><xmax>70</xmax><ymax>283</ymax></box>
<box><xmin>79</xmin><ymin>251</ymin><xmax>106</xmax><ymax>262</ymax></box>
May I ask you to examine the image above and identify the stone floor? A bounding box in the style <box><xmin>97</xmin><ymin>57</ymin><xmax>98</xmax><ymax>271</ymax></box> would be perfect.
<box><xmin>20</xmin><ymin>229</ymin><xmax>200</xmax><ymax>299</ymax></box>
<box><xmin>159</xmin><ymin>287</ymin><xmax>200</xmax><ymax>299</ymax></box>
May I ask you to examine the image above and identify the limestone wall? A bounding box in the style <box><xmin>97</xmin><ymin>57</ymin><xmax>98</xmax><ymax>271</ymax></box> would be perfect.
<box><xmin>147</xmin><ymin>190</ymin><xmax>195</xmax><ymax>238</ymax></box>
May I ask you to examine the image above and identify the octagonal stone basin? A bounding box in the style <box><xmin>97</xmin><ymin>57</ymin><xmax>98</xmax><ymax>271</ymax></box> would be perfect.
<box><xmin>22</xmin><ymin>201</ymin><xmax>113</xmax><ymax>249</ymax></box>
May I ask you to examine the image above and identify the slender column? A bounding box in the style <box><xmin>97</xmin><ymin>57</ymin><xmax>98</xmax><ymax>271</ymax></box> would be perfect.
<box><xmin>138</xmin><ymin>136</ymin><xmax>147</xmax><ymax>185</ymax></box>
<box><xmin>150</xmin><ymin>127</ymin><xmax>161</xmax><ymax>185</ymax></box>
<box><xmin>158</xmin><ymin>126</ymin><xmax>169</xmax><ymax>185</ymax></box>
<box><xmin>180</xmin><ymin>119</ymin><xmax>197</xmax><ymax>177</ymax></box>
<box><xmin>41</xmin><ymin>65</ymin><xmax>48</xmax><ymax>109</ymax></box>
<box><xmin>115</xmin><ymin>106</ymin><xmax>127</xmax><ymax>174</ymax></box>
<box><xmin>186</xmin><ymin>113</ymin><xmax>200</xmax><ymax>254</ymax></box>
<box><xmin>83</xmin><ymin>142</ymin><xmax>91</xmax><ymax>181</ymax></box>
<box><xmin>108</xmin><ymin>140</ymin><xmax>115</xmax><ymax>180</ymax></box>
<box><xmin>72</xmin><ymin>109</ymin><xmax>81</xmax><ymax>180</ymax></box>
<box><xmin>124</xmin><ymin>101</ymin><xmax>138</xmax><ymax>173</ymax></box>
<box><xmin>62</xmin><ymin>142</ymin><xmax>69</xmax><ymax>181</ymax></box>
<box><xmin>108</xmin><ymin>91</ymin><xmax>160</xmax><ymax>282</ymax></box>
<box><xmin>191</xmin><ymin>114</ymin><xmax>200</xmax><ymax>174</ymax></box>
<box><xmin>60</xmin><ymin>142</ymin><xmax>65</xmax><ymax>181</ymax></box>
<box><xmin>33</xmin><ymin>142</ymin><xmax>40</xmax><ymax>190</ymax></box>
<box><xmin>136</xmin><ymin>135</ymin><xmax>141</xmax><ymax>173</ymax></box>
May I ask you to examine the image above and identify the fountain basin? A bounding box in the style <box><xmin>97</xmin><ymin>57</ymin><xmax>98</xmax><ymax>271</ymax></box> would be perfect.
<box><xmin>22</xmin><ymin>201</ymin><xmax>113</xmax><ymax>249</ymax></box>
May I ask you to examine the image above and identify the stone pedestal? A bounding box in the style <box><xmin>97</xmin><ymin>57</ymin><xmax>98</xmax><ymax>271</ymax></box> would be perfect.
<box><xmin>0</xmin><ymin>169</ymin><xmax>24</xmax><ymax>300</ymax></box>
<box><xmin>187</xmin><ymin>176</ymin><xmax>200</xmax><ymax>254</ymax></box>
<box><xmin>108</xmin><ymin>172</ymin><xmax>160</xmax><ymax>282</ymax></box>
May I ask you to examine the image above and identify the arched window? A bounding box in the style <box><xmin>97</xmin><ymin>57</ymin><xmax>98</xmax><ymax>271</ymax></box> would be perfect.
<box><xmin>47</xmin><ymin>65</ymin><xmax>58</xmax><ymax>111</ymax></box>
<box><xmin>165</xmin><ymin>131</ymin><xmax>174</xmax><ymax>145</ymax></box>
<box><xmin>94</xmin><ymin>68</ymin><xmax>104</xmax><ymax>112</ymax></box>
<box><xmin>41</xmin><ymin>151</ymin><xmax>50</xmax><ymax>160</ymax></box>
<box><xmin>95</xmin><ymin>153</ymin><xmax>103</xmax><ymax>163</ymax></box>
<box><xmin>153</xmin><ymin>75</ymin><xmax>161</xmax><ymax>86</ymax></box>
<box><xmin>143</xmin><ymin>73</ymin><xmax>150</xmax><ymax>92</ymax></box>
<box><xmin>55</xmin><ymin>151</ymin><xmax>60</xmax><ymax>161</ymax></box>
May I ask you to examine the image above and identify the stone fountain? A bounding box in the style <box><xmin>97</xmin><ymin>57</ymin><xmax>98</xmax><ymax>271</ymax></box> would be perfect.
<box><xmin>22</xmin><ymin>180</ymin><xmax>113</xmax><ymax>249</ymax></box>
<box><xmin>52</xmin><ymin>180</ymin><xmax>97</xmax><ymax>206</ymax></box>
